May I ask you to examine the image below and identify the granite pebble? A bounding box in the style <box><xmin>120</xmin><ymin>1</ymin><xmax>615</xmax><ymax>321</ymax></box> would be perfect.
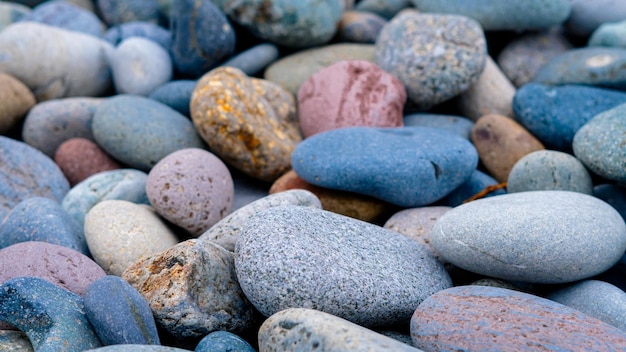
<box><xmin>54</xmin><ymin>138</ymin><xmax>121</xmax><ymax>186</ymax></box>
<box><xmin>195</xmin><ymin>331</ymin><xmax>255</xmax><ymax>352</ymax></box>
<box><xmin>0</xmin><ymin>72</ymin><xmax>35</xmax><ymax>134</ymax></box>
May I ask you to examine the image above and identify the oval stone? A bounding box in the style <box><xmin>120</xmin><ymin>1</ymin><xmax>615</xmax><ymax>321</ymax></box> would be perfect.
<box><xmin>0</xmin><ymin>72</ymin><xmax>35</xmax><ymax>134</ymax></box>
<box><xmin>291</xmin><ymin>126</ymin><xmax>478</xmax><ymax>207</ymax></box>
<box><xmin>195</xmin><ymin>331</ymin><xmax>255</xmax><ymax>352</ymax></box>
<box><xmin>220</xmin><ymin>43</ymin><xmax>280</xmax><ymax>77</ymax></box>
<box><xmin>148</xmin><ymin>80</ymin><xmax>196</xmax><ymax>117</ymax></box>
<box><xmin>235</xmin><ymin>205</ymin><xmax>452</xmax><ymax>327</ymax></box>
<box><xmin>54</xmin><ymin>138</ymin><xmax>121</xmax><ymax>186</ymax></box>
<box><xmin>589</xmin><ymin>20</ymin><xmax>626</xmax><ymax>48</ymax></box>
<box><xmin>431</xmin><ymin>191</ymin><xmax>626</xmax><ymax>284</ymax></box>
<box><xmin>410</xmin><ymin>285</ymin><xmax>626</xmax><ymax>351</ymax></box>
<box><xmin>104</xmin><ymin>21</ymin><xmax>172</xmax><ymax>50</ymax></box>
<box><xmin>18</xmin><ymin>1</ymin><xmax>105</xmax><ymax>37</ymax></box>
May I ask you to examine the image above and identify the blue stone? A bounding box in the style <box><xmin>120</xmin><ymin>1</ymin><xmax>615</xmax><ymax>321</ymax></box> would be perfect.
<box><xmin>149</xmin><ymin>80</ymin><xmax>197</xmax><ymax>117</ymax></box>
<box><xmin>0</xmin><ymin>2</ymin><xmax>30</xmax><ymax>31</ymax></box>
<box><xmin>291</xmin><ymin>126</ymin><xmax>478</xmax><ymax>207</ymax></box>
<box><xmin>220</xmin><ymin>43</ymin><xmax>280</xmax><ymax>77</ymax></box>
<box><xmin>441</xmin><ymin>169</ymin><xmax>505</xmax><ymax>207</ymax></box>
<box><xmin>170</xmin><ymin>0</ymin><xmax>235</xmax><ymax>77</ymax></box>
<box><xmin>85</xmin><ymin>345</ymin><xmax>191</xmax><ymax>351</ymax></box>
<box><xmin>92</xmin><ymin>95</ymin><xmax>204</xmax><ymax>171</ymax></box>
<box><xmin>85</xmin><ymin>275</ymin><xmax>160</xmax><ymax>345</ymax></box>
<box><xmin>403</xmin><ymin>113</ymin><xmax>474</xmax><ymax>139</ymax></box>
<box><xmin>17</xmin><ymin>2</ymin><xmax>105</xmax><ymax>37</ymax></box>
<box><xmin>0</xmin><ymin>136</ymin><xmax>70</xmax><ymax>221</ymax></box>
<box><xmin>0</xmin><ymin>276</ymin><xmax>102</xmax><ymax>351</ymax></box>
<box><xmin>533</xmin><ymin>47</ymin><xmax>626</xmax><ymax>90</ymax></box>
<box><xmin>96</xmin><ymin>0</ymin><xmax>160</xmax><ymax>26</ymax></box>
<box><xmin>195</xmin><ymin>331</ymin><xmax>255</xmax><ymax>352</ymax></box>
<box><xmin>513</xmin><ymin>83</ymin><xmax>626</xmax><ymax>151</ymax></box>
<box><xmin>589</xmin><ymin>20</ymin><xmax>626</xmax><ymax>48</ymax></box>
<box><xmin>566</xmin><ymin>0</ymin><xmax>626</xmax><ymax>37</ymax></box>
<box><xmin>593</xmin><ymin>184</ymin><xmax>626</xmax><ymax>222</ymax></box>
<box><xmin>355</xmin><ymin>0</ymin><xmax>411</xmax><ymax>19</ymax></box>
<box><xmin>0</xmin><ymin>197</ymin><xmax>88</xmax><ymax>255</ymax></box>
<box><xmin>104</xmin><ymin>21</ymin><xmax>172</xmax><ymax>50</ymax></box>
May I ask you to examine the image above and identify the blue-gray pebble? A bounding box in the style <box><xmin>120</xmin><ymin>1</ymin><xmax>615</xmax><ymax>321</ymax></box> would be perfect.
<box><xmin>220</xmin><ymin>43</ymin><xmax>280</xmax><ymax>77</ymax></box>
<box><xmin>410</xmin><ymin>0</ymin><xmax>571</xmax><ymax>31</ymax></box>
<box><xmin>195</xmin><ymin>331</ymin><xmax>255</xmax><ymax>352</ymax></box>
<box><xmin>0</xmin><ymin>2</ymin><xmax>30</xmax><ymax>31</ymax></box>
<box><xmin>291</xmin><ymin>126</ymin><xmax>478</xmax><ymax>207</ymax></box>
<box><xmin>403</xmin><ymin>113</ymin><xmax>474</xmax><ymax>139</ymax></box>
<box><xmin>566</xmin><ymin>0</ymin><xmax>626</xmax><ymax>37</ymax></box>
<box><xmin>149</xmin><ymin>80</ymin><xmax>196</xmax><ymax>117</ymax></box>
<box><xmin>513</xmin><ymin>83</ymin><xmax>626</xmax><ymax>151</ymax></box>
<box><xmin>85</xmin><ymin>346</ymin><xmax>191</xmax><ymax>352</ymax></box>
<box><xmin>355</xmin><ymin>0</ymin><xmax>410</xmax><ymax>19</ymax></box>
<box><xmin>0</xmin><ymin>276</ymin><xmax>102</xmax><ymax>351</ymax></box>
<box><xmin>104</xmin><ymin>21</ymin><xmax>172</xmax><ymax>50</ymax></box>
<box><xmin>432</xmin><ymin>191</ymin><xmax>626</xmax><ymax>284</ymax></box>
<box><xmin>0</xmin><ymin>136</ymin><xmax>70</xmax><ymax>221</ymax></box>
<box><xmin>573</xmin><ymin>102</ymin><xmax>626</xmax><ymax>183</ymax></box>
<box><xmin>0</xmin><ymin>197</ymin><xmax>88</xmax><ymax>255</ymax></box>
<box><xmin>61</xmin><ymin>168</ymin><xmax>149</xmax><ymax>226</ymax></box>
<box><xmin>18</xmin><ymin>1</ymin><xmax>105</xmax><ymax>37</ymax></box>
<box><xmin>170</xmin><ymin>0</ymin><xmax>235</xmax><ymax>77</ymax></box>
<box><xmin>441</xmin><ymin>169</ymin><xmax>505</xmax><ymax>207</ymax></box>
<box><xmin>589</xmin><ymin>20</ymin><xmax>626</xmax><ymax>48</ymax></box>
<box><xmin>96</xmin><ymin>0</ymin><xmax>160</xmax><ymax>26</ymax></box>
<box><xmin>92</xmin><ymin>95</ymin><xmax>204</xmax><ymax>171</ymax></box>
<box><xmin>235</xmin><ymin>205</ymin><xmax>452</xmax><ymax>327</ymax></box>
<box><xmin>84</xmin><ymin>275</ymin><xmax>160</xmax><ymax>345</ymax></box>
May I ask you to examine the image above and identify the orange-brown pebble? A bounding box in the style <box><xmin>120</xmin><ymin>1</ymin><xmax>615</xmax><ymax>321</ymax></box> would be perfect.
<box><xmin>54</xmin><ymin>138</ymin><xmax>121</xmax><ymax>186</ymax></box>
<box><xmin>270</xmin><ymin>169</ymin><xmax>389</xmax><ymax>222</ymax></box>
<box><xmin>471</xmin><ymin>113</ymin><xmax>544</xmax><ymax>182</ymax></box>
<box><xmin>0</xmin><ymin>72</ymin><xmax>36</xmax><ymax>134</ymax></box>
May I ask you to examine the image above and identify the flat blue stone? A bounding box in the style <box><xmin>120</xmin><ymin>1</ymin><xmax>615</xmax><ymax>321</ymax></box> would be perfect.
<box><xmin>195</xmin><ymin>331</ymin><xmax>255</xmax><ymax>352</ymax></box>
<box><xmin>291</xmin><ymin>126</ymin><xmax>478</xmax><ymax>207</ymax></box>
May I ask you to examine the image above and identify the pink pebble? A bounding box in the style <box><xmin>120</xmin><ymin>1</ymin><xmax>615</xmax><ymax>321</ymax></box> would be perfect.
<box><xmin>297</xmin><ymin>59</ymin><xmax>406</xmax><ymax>138</ymax></box>
<box><xmin>54</xmin><ymin>137</ymin><xmax>121</xmax><ymax>186</ymax></box>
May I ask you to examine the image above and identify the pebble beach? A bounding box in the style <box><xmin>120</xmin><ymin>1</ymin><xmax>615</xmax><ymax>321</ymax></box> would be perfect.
<box><xmin>1</xmin><ymin>0</ymin><xmax>626</xmax><ymax>351</ymax></box>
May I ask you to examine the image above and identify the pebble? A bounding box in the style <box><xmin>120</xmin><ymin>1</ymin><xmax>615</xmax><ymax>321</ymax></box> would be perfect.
<box><xmin>170</xmin><ymin>0</ymin><xmax>235</xmax><ymax>77</ymax></box>
<box><xmin>0</xmin><ymin>330</ymin><xmax>33</xmax><ymax>352</ymax></box>
<box><xmin>269</xmin><ymin>170</ymin><xmax>388</xmax><ymax>222</ymax></box>
<box><xmin>547</xmin><ymin>280</ymin><xmax>626</xmax><ymax>332</ymax></box>
<box><xmin>374</xmin><ymin>10</ymin><xmax>487</xmax><ymax>110</ymax></box>
<box><xmin>566</xmin><ymin>0</ymin><xmax>626</xmax><ymax>37</ymax></box>
<box><xmin>259</xmin><ymin>308</ymin><xmax>421</xmax><ymax>351</ymax></box>
<box><xmin>21</xmin><ymin>97</ymin><xmax>102</xmax><ymax>157</ymax></box>
<box><xmin>0</xmin><ymin>22</ymin><xmax>112</xmax><ymax>101</ymax></box>
<box><xmin>84</xmin><ymin>199</ymin><xmax>179</xmax><ymax>276</ymax></box>
<box><xmin>513</xmin><ymin>83</ymin><xmax>626</xmax><ymax>151</ymax></box>
<box><xmin>410</xmin><ymin>285</ymin><xmax>626</xmax><ymax>351</ymax></box>
<box><xmin>410</xmin><ymin>0</ymin><xmax>571</xmax><ymax>31</ymax></box>
<box><xmin>354</xmin><ymin>0</ymin><xmax>410</xmax><ymax>19</ymax></box>
<box><xmin>195</xmin><ymin>331</ymin><xmax>255</xmax><ymax>352</ymax></box>
<box><xmin>96</xmin><ymin>0</ymin><xmax>160</xmax><ymax>26</ymax></box>
<box><xmin>441</xmin><ymin>169</ymin><xmax>506</xmax><ymax>207</ymax></box>
<box><xmin>104</xmin><ymin>21</ymin><xmax>172</xmax><ymax>49</ymax></box>
<box><xmin>148</xmin><ymin>80</ymin><xmax>196</xmax><ymax>117</ymax></box>
<box><xmin>0</xmin><ymin>136</ymin><xmax>69</xmax><ymax>220</ymax></box>
<box><xmin>108</xmin><ymin>37</ymin><xmax>173</xmax><ymax>96</ymax></box>
<box><xmin>431</xmin><ymin>191</ymin><xmax>626</xmax><ymax>284</ymax></box>
<box><xmin>455</xmin><ymin>56</ymin><xmax>515</xmax><ymax>121</ymax></box>
<box><xmin>146</xmin><ymin>148</ymin><xmax>234</xmax><ymax>236</ymax></box>
<box><xmin>0</xmin><ymin>241</ymin><xmax>105</xmax><ymax>296</ymax></box>
<box><xmin>573</xmin><ymin>102</ymin><xmax>626</xmax><ymax>183</ymax></box>
<box><xmin>0</xmin><ymin>2</ymin><xmax>29</xmax><ymax>32</ymax></box>
<box><xmin>403</xmin><ymin>113</ymin><xmax>474</xmax><ymax>139</ymax></box>
<box><xmin>589</xmin><ymin>20</ymin><xmax>626</xmax><ymax>48</ymax></box>
<box><xmin>291</xmin><ymin>126</ymin><xmax>478</xmax><ymax>207</ymax></box>
<box><xmin>0</xmin><ymin>197</ymin><xmax>88</xmax><ymax>255</ymax></box>
<box><xmin>264</xmin><ymin>43</ymin><xmax>375</xmax><ymax>96</ymax></box>
<box><xmin>533</xmin><ymin>47</ymin><xmax>626</xmax><ymax>90</ymax></box>
<box><xmin>61</xmin><ymin>168</ymin><xmax>150</xmax><ymax>226</ymax></box>
<box><xmin>199</xmin><ymin>189</ymin><xmax>321</xmax><ymax>252</ymax></box>
<box><xmin>235</xmin><ymin>205</ymin><xmax>452</xmax><ymax>327</ymax></box>
<box><xmin>92</xmin><ymin>95</ymin><xmax>204</xmax><ymax>171</ymax></box>
<box><xmin>297</xmin><ymin>59</ymin><xmax>406</xmax><ymax>137</ymax></box>
<box><xmin>85</xmin><ymin>346</ymin><xmax>191</xmax><ymax>352</ymax></box>
<box><xmin>471</xmin><ymin>113</ymin><xmax>545</xmax><ymax>182</ymax></box>
<box><xmin>0</xmin><ymin>72</ymin><xmax>35</xmax><ymax>134</ymax></box>
<box><xmin>84</xmin><ymin>275</ymin><xmax>160</xmax><ymax>345</ymax></box>
<box><xmin>191</xmin><ymin>67</ymin><xmax>301</xmax><ymax>182</ymax></box>
<box><xmin>220</xmin><ymin>43</ymin><xmax>280</xmax><ymax>77</ymax></box>
<box><xmin>216</xmin><ymin>0</ymin><xmax>343</xmax><ymax>48</ymax></box>
<box><xmin>0</xmin><ymin>277</ymin><xmax>102</xmax><ymax>351</ymax></box>
<box><xmin>54</xmin><ymin>138</ymin><xmax>122</xmax><ymax>186</ymax></box>
<box><xmin>507</xmin><ymin>150</ymin><xmax>593</xmax><ymax>194</ymax></box>
<box><xmin>122</xmin><ymin>239</ymin><xmax>257</xmax><ymax>339</ymax></box>
<box><xmin>18</xmin><ymin>1</ymin><xmax>105</xmax><ymax>37</ymax></box>
<box><xmin>337</xmin><ymin>11</ymin><xmax>387</xmax><ymax>44</ymax></box>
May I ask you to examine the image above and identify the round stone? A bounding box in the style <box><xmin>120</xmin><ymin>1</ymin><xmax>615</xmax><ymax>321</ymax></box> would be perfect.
<box><xmin>54</xmin><ymin>138</ymin><xmax>121</xmax><ymax>187</ymax></box>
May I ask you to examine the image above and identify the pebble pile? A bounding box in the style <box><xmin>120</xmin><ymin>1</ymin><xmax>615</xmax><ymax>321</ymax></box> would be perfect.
<box><xmin>2</xmin><ymin>1</ymin><xmax>626</xmax><ymax>351</ymax></box>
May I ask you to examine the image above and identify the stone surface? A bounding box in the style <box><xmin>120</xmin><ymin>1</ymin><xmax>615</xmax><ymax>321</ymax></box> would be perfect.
<box><xmin>220</xmin><ymin>43</ymin><xmax>280</xmax><ymax>77</ymax></box>
<box><xmin>573</xmin><ymin>102</ymin><xmax>626</xmax><ymax>183</ymax></box>
<box><xmin>374</xmin><ymin>10</ymin><xmax>486</xmax><ymax>110</ymax></box>
<box><xmin>148</xmin><ymin>80</ymin><xmax>196</xmax><ymax>117</ymax></box>
<box><xmin>195</xmin><ymin>331</ymin><xmax>255</xmax><ymax>352</ymax></box>
<box><xmin>507</xmin><ymin>150</ymin><xmax>593</xmax><ymax>194</ymax></box>
<box><xmin>0</xmin><ymin>72</ymin><xmax>35</xmax><ymax>134</ymax></box>
<box><xmin>85</xmin><ymin>346</ymin><xmax>191</xmax><ymax>352</ymax></box>
<box><xmin>104</xmin><ymin>21</ymin><xmax>172</xmax><ymax>49</ymax></box>
<box><xmin>0</xmin><ymin>136</ymin><xmax>70</xmax><ymax>220</ymax></box>
<box><xmin>0</xmin><ymin>22</ymin><xmax>112</xmax><ymax>101</ymax></box>
<box><xmin>84</xmin><ymin>200</ymin><xmax>179</xmax><ymax>276</ymax></box>
<box><xmin>146</xmin><ymin>148</ymin><xmax>234</xmax><ymax>236</ymax></box>
<box><xmin>411</xmin><ymin>285</ymin><xmax>626</xmax><ymax>351</ymax></box>
<box><xmin>589</xmin><ymin>20</ymin><xmax>626</xmax><ymax>48</ymax></box>
<box><xmin>122</xmin><ymin>239</ymin><xmax>257</xmax><ymax>339</ymax></box>
<box><xmin>84</xmin><ymin>275</ymin><xmax>160</xmax><ymax>345</ymax></box>
<box><xmin>259</xmin><ymin>308</ymin><xmax>422</xmax><ymax>351</ymax></box>
<box><xmin>191</xmin><ymin>67</ymin><xmax>301</xmax><ymax>182</ymax></box>
<box><xmin>441</xmin><ymin>169</ymin><xmax>505</xmax><ymax>206</ymax></box>
<box><xmin>403</xmin><ymin>113</ymin><xmax>474</xmax><ymax>140</ymax></box>
<box><xmin>431</xmin><ymin>191</ymin><xmax>626</xmax><ymax>284</ymax></box>
<box><xmin>0</xmin><ymin>330</ymin><xmax>33</xmax><ymax>352</ymax></box>
<box><xmin>18</xmin><ymin>1</ymin><xmax>105</xmax><ymax>37</ymax></box>
<box><xmin>96</xmin><ymin>0</ymin><xmax>160</xmax><ymax>25</ymax></box>
<box><xmin>0</xmin><ymin>277</ymin><xmax>102</xmax><ymax>351</ymax></box>
<box><xmin>62</xmin><ymin>168</ymin><xmax>149</xmax><ymax>226</ymax></box>
<box><xmin>0</xmin><ymin>2</ymin><xmax>29</xmax><ymax>32</ymax></box>
<box><xmin>200</xmin><ymin>189</ymin><xmax>321</xmax><ymax>252</ymax></box>
<box><xmin>92</xmin><ymin>95</ymin><xmax>204</xmax><ymax>171</ymax></box>
<box><xmin>0</xmin><ymin>241</ymin><xmax>105</xmax><ymax>296</ymax></box>
<box><xmin>566</xmin><ymin>0</ymin><xmax>626</xmax><ymax>37</ymax></box>
<box><xmin>54</xmin><ymin>138</ymin><xmax>121</xmax><ymax>186</ymax></box>
<box><xmin>297</xmin><ymin>59</ymin><xmax>405</xmax><ymax>137</ymax></box>
<box><xmin>471</xmin><ymin>113</ymin><xmax>545</xmax><ymax>182</ymax></box>
<box><xmin>292</xmin><ymin>126</ymin><xmax>478</xmax><ymax>207</ymax></box>
<box><xmin>355</xmin><ymin>0</ymin><xmax>410</xmax><ymax>19</ymax></box>
<box><xmin>337</xmin><ymin>11</ymin><xmax>387</xmax><ymax>44</ymax></box>
<box><xmin>235</xmin><ymin>205</ymin><xmax>452</xmax><ymax>327</ymax></box>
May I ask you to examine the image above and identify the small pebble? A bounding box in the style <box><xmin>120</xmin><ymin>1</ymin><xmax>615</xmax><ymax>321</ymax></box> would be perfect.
<box><xmin>96</xmin><ymin>0</ymin><xmax>160</xmax><ymax>26</ymax></box>
<box><xmin>403</xmin><ymin>113</ymin><xmax>474</xmax><ymax>140</ymax></box>
<box><xmin>54</xmin><ymin>138</ymin><xmax>121</xmax><ymax>186</ymax></box>
<box><xmin>589</xmin><ymin>20</ymin><xmax>626</xmax><ymax>48</ymax></box>
<box><xmin>220</xmin><ymin>43</ymin><xmax>280</xmax><ymax>77</ymax></box>
<box><xmin>104</xmin><ymin>21</ymin><xmax>172</xmax><ymax>49</ymax></box>
<box><xmin>148</xmin><ymin>80</ymin><xmax>197</xmax><ymax>117</ymax></box>
<box><xmin>195</xmin><ymin>331</ymin><xmax>255</xmax><ymax>352</ymax></box>
<box><xmin>337</xmin><ymin>10</ymin><xmax>387</xmax><ymax>44</ymax></box>
<box><xmin>0</xmin><ymin>72</ymin><xmax>35</xmax><ymax>134</ymax></box>
<box><xmin>18</xmin><ymin>1</ymin><xmax>105</xmax><ymax>37</ymax></box>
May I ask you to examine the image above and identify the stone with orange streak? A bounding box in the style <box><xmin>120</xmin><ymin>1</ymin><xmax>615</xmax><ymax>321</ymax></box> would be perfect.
<box><xmin>191</xmin><ymin>67</ymin><xmax>301</xmax><ymax>183</ymax></box>
<box><xmin>471</xmin><ymin>113</ymin><xmax>544</xmax><ymax>182</ymax></box>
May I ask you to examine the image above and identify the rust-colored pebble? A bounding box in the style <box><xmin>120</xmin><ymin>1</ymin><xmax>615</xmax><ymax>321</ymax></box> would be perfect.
<box><xmin>54</xmin><ymin>137</ymin><xmax>121</xmax><ymax>186</ymax></box>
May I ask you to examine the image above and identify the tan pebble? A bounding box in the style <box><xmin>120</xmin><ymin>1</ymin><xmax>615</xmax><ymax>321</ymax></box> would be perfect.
<box><xmin>0</xmin><ymin>73</ymin><xmax>36</xmax><ymax>133</ymax></box>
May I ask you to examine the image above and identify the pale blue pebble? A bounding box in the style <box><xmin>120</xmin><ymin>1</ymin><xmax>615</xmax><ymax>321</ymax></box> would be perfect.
<box><xmin>96</xmin><ymin>0</ymin><xmax>160</xmax><ymax>26</ymax></box>
<box><xmin>149</xmin><ymin>80</ymin><xmax>197</xmax><ymax>117</ymax></box>
<box><xmin>355</xmin><ymin>0</ymin><xmax>411</xmax><ymax>19</ymax></box>
<box><xmin>195</xmin><ymin>331</ymin><xmax>255</xmax><ymax>352</ymax></box>
<box><xmin>17</xmin><ymin>1</ymin><xmax>105</xmax><ymax>37</ymax></box>
<box><xmin>220</xmin><ymin>43</ymin><xmax>279</xmax><ymax>77</ymax></box>
<box><xmin>0</xmin><ymin>2</ymin><xmax>30</xmax><ymax>31</ymax></box>
<box><xmin>566</xmin><ymin>0</ymin><xmax>626</xmax><ymax>37</ymax></box>
<box><xmin>403</xmin><ymin>113</ymin><xmax>473</xmax><ymax>139</ymax></box>
<box><xmin>589</xmin><ymin>20</ymin><xmax>626</xmax><ymax>48</ymax></box>
<box><xmin>104</xmin><ymin>21</ymin><xmax>172</xmax><ymax>50</ymax></box>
